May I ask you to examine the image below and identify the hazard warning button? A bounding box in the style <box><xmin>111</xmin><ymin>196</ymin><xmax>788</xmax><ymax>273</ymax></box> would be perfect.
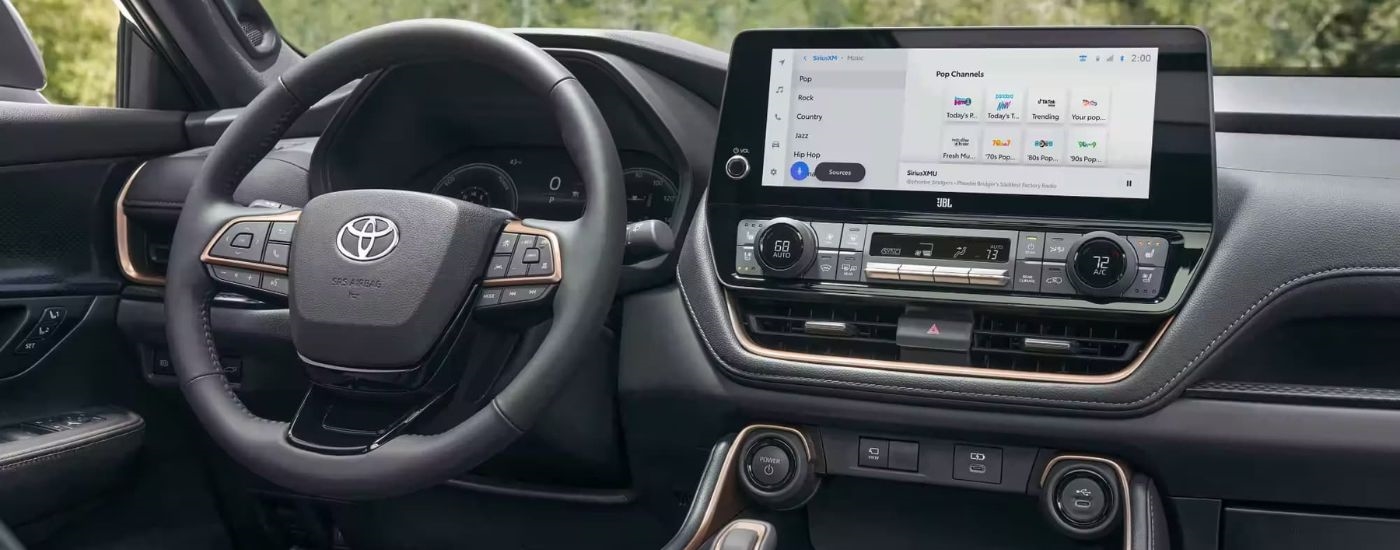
<box><xmin>895</xmin><ymin>311</ymin><xmax>973</xmax><ymax>361</ymax></box>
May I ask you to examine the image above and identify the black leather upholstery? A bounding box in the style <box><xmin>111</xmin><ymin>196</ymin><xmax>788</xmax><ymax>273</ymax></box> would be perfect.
<box><xmin>164</xmin><ymin>19</ymin><xmax>623</xmax><ymax>500</ymax></box>
<box><xmin>660</xmin><ymin>436</ymin><xmax>735</xmax><ymax>550</ymax></box>
<box><xmin>675</xmin><ymin>164</ymin><xmax>1400</xmax><ymax>414</ymax></box>
<box><xmin>0</xmin><ymin>408</ymin><xmax>143</xmax><ymax>525</ymax></box>
<box><xmin>1129</xmin><ymin>474</ymin><xmax>1170</xmax><ymax>550</ymax></box>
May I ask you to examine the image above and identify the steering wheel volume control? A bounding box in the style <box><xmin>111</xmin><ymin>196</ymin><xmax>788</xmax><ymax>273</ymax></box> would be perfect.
<box><xmin>753</xmin><ymin>218</ymin><xmax>818</xmax><ymax>278</ymax></box>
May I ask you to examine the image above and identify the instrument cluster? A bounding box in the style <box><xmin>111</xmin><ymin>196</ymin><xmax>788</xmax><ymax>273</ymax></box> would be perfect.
<box><xmin>418</xmin><ymin>148</ymin><xmax>679</xmax><ymax>224</ymax></box>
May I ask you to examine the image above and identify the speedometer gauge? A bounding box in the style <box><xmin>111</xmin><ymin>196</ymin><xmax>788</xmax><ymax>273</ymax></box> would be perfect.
<box><xmin>432</xmin><ymin>163</ymin><xmax>519</xmax><ymax>212</ymax></box>
<box><xmin>623</xmin><ymin>167</ymin><xmax>678</xmax><ymax>223</ymax></box>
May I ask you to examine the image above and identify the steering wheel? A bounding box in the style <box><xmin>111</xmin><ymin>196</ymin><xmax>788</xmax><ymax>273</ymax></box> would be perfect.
<box><xmin>164</xmin><ymin>20</ymin><xmax>624</xmax><ymax>500</ymax></box>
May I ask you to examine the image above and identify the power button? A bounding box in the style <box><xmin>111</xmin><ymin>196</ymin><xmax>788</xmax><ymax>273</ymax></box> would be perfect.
<box><xmin>745</xmin><ymin>441</ymin><xmax>793</xmax><ymax>489</ymax></box>
<box><xmin>725</xmin><ymin>154</ymin><xmax>751</xmax><ymax>180</ymax></box>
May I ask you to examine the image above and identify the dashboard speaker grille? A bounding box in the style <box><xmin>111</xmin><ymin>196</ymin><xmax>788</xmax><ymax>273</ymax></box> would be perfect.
<box><xmin>240</xmin><ymin>20</ymin><xmax>265</xmax><ymax>46</ymax></box>
<box><xmin>739</xmin><ymin>298</ymin><xmax>901</xmax><ymax>361</ymax></box>
<box><xmin>971</xmin><ymin>313</ymin><xmax>1156</xmax><ymax>375</ymax></box>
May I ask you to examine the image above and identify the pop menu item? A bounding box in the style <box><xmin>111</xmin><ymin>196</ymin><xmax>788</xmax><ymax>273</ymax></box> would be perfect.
<box><xmin>761</xmin><ymin>48</ymin><xmax>1157</xmax><ymax>200</ymax></box>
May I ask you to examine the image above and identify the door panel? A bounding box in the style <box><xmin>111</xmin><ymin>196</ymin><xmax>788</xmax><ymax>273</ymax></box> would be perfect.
<box><xmin>0</xmin><ymin>95</ymin><xmax>224</xmax><ymax>544</ymax></box>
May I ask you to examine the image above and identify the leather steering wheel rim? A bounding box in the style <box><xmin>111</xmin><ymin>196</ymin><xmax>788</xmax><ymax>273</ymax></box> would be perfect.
<box><xmin>164</xmin><ymin>20</ymin><xmax>624</xmax><ymax>500</ymax></box>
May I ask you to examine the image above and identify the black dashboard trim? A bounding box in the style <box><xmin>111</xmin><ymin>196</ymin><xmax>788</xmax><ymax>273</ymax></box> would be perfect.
<box><xmin>1187</xmin><ymin>381</ymin><xmax>1400</xmax><ymax>409</ymax></box>
<box><xmin>675</xmin><ymin>154</ymin><xmax>1400</xmax><ymax>412</ymax></box>
<box><xmin>623</xmin><ymin>285</ymin><xmax>1400</xmax><ymax>511</ymax></box>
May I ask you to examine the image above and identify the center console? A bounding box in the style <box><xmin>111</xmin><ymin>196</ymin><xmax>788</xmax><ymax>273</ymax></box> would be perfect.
<box><xmin>703</xmin><ymin>26</ymin><xmax>1214</xmax><ymax>383</ymax></box>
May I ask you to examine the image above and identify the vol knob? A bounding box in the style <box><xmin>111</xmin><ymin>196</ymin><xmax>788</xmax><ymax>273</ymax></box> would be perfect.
<box><xmin>754</xmin><ymin>218</ymin><xmax>817</xmax><ymax>278</ymax></box>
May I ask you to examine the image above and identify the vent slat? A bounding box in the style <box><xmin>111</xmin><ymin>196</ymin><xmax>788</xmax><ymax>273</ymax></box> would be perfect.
<box><xmin>739</xmin><ymin>299</ymin><xmax>902</xmax><ymax>362</ymax></box>
<box><xmin>734</xmin><ymin>298</ymin><xmax>1154</xmax><ymax>377</ymax></box>
<box><xmin>971</xmin><ymin>313</ymin><xmax>1154</xmax><ymax>376</ymax></box>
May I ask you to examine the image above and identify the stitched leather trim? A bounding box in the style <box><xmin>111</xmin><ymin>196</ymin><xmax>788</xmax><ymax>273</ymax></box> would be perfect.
<box><xmin>0</xmin><ymin>429</ymin><xmax>140</xmax><ymax>474</ymax></box>
<box><xmin>1188</xmin><ymin>380</ymin><xmax>1400</xmax><ymax>405</ymax></box>
<box><xmin>0</xmin><ymin>415</ymin><xmax>143</xmax><ymax>467</ymax></box>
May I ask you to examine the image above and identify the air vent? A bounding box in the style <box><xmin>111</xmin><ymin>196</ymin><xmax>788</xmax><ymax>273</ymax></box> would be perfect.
<box><xmin>971</xmin><ymin>313</ymin><xmax>1158</xmax><ymax>376</ymax></box>
<box><xmin>738</xmin><ymin>299</ymin><xmax>900</xmax><ymax>361</ymax></box>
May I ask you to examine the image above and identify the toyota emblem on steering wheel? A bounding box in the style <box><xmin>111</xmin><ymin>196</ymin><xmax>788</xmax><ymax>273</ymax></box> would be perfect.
<box><xmin>337</xmin><ymin>215</ymin><xmax>400</xmax><ymax>261</ymax></box>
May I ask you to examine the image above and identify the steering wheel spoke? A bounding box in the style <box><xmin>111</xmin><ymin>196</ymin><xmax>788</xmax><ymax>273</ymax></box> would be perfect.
<box><xmin>200</xmin><ymin>207</ymin><xmax>301</xmax><ymax>298</ymax></box>
<box><xmin>287</xmin><ymin>384</ymin><xmax>448</xmax><ymax>455</ymax></box>
<box><xmin>475</xmin><ymin>219</ymin><xmax>562</xmax><ymax>310</ymax></box>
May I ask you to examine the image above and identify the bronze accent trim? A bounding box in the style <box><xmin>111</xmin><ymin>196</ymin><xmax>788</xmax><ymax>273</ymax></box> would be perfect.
<box><xmin>712</xmin><ymin>520</ymin><xmax>772</xmax><ymax>549</ymax></box>
<box><xmin>200</xmin><ymin>210</ymin><xmax>302</xmax><ymax>275</ymax></box>
<box><xmin>1040</xmin><ymin>454</ymin><xmax>1134</xmax><ymax>548</ymax></box>
<box><xmin>725</xmin><ymin>293</ymin><xmax>1171</xmax><ymax>384</ymax></box>
<box><xmin>684</xmin><ymin>424</ymin><xmax>810</xmax><ymax>550</ymax></box>
<box><xmin>482</xmin><ymin>221</ymin><xmax>563</xmax><ymax>287</ymax></box>
<box><xmin>115</xmin><ymin>163</ymin><xmax>166</xmax><ymax>285</ymax></box>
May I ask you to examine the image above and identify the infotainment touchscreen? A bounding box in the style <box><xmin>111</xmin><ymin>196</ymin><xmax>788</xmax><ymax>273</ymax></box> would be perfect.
<box><xmin>761</xmin><ymin>48</ymin><xmax>1158</xmax><ymax>200</ymax></box>
<box><xmin>712</xmin><ymin>28</ymin><xmax>1214</xmax><ymax>225</ymax></box>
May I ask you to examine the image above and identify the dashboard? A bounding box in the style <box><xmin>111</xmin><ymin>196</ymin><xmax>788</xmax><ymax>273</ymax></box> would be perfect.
<box><xmin>101</xmin><ymin>25</ymin><xmax>1400</xmax><ymax>550</ymax></box>
<box><xmin>411</xmin><ymin>148</ymin><xmax>679</xmax><ymax>223</ymax></box>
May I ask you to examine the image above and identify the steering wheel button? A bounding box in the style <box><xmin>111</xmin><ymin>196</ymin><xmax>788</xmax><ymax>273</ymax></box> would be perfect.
<box><xmin>211</xmin><ymin>266</ymin><xmax>260</xmax><ymax>287</ymax></box>
<box><xmin>495</xmin><ymin>232</ymin><xmax>519</xmax><ymax>254</ymax></box>
<box><xmin>500</xmin><ymin>285</ymin><xmax>549</xmax><ymax>304</ymax></box>
<box><xmin>486</xmin><ymin>255</ymin><xmax>511</xmax><ymax>279</ymax></box>
<box><xmin>528</xmin><ymin>257</ymin><xmax>554</xmax><ymax>276</ymax></box>
<box><xmin>477</xmin><ymin>288</ymin><xmax>503</xmax><ymax>306</ymax></box>
<box><xmin>260</xmin><ymin>274</ymin><xmax>289</xmax><ymax>295</ymax></box>
<box><xmin>522</xmin><ymin>248</ymin><xmax>541</xmax><ymax>264</ymax></box>
<box><xmin>210</xmin><ymin>221</ymin><xmax>269</xmax><ymax>262</ymax></box>
<box><xmin>230</xmin><ymin>233</ymin><xmax>254</xmax><ymax>248</ymax></box>
<box><xmin>268</xmin><ymin>222</ymin><xmax>297</xmax><ymax>243</ymax></box>
<box><xmin>263</xmin><ymin>242</ymin><xmax>291</xmax><ymax>267</ymax></box>
<box><xmin>506</xmin><ymin>236</ymin><xmax>539</xmax><ymax>277</ymax></box>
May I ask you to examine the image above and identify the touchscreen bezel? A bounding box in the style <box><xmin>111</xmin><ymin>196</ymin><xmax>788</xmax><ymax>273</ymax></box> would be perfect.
<box><xmin>709</xmin><ymin>27</ymin><xmax>1214</xmax><ymax>225</ymax></box>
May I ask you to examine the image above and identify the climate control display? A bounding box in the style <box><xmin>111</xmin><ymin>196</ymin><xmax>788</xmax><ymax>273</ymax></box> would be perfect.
<box><xmin>734</xmin><ymin>219</ymin><xmax>1169</xmax><ymax>301</ymax></box>
<box><xmin>758</xmin><ymin>224</ymin><xmax>805</xmax><ymax>271</ymax></box>
<box><xmin>1072</xmin><ymin>238</ymin><xmax>1128</xmax><ymax>289</ymax></box>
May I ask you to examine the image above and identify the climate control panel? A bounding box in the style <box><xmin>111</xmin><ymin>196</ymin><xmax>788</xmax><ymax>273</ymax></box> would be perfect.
<box><xmin>735</xmin><ymin>218</ymin><xmax>1170</xmax><ymax>301</ymax></box>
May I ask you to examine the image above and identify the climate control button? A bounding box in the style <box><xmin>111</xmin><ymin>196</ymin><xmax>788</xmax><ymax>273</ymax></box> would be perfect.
<box><xmin>754</xmin><ymin>218</ymin><xmax>817</xmax><ymax>278</ymax></box>
<box><xmin>1066</xmin><ymin>232</ymin><xmax>1138</xmax><ymax>297</ymax></box>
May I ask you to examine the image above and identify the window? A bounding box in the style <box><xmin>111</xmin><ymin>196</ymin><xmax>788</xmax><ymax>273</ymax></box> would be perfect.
<box><xmin>263</xmin><ymin>0</ymin><xmax>1400</xmax><ymax>76</ymax></box>
<box><xmin>11</xmin><ymin>0</ymin><xmax>120</xmax><ymax>106</ymax></box>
